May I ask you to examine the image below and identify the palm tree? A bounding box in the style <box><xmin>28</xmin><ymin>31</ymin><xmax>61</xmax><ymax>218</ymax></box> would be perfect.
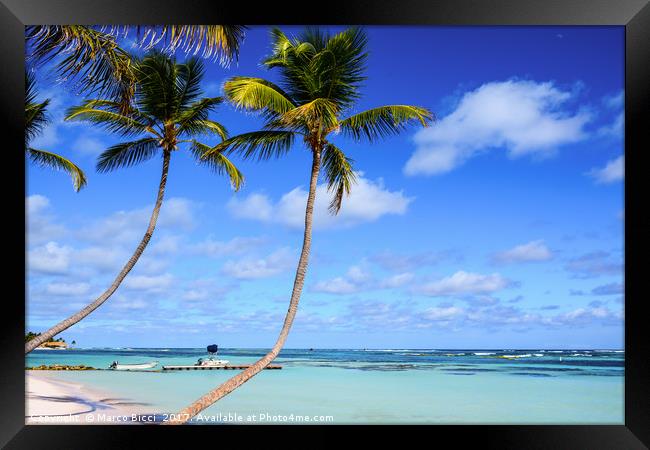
<box><xmin>25</xmin><ymin>71</ymin><xmax>87</xmax><ymax>191</ymax></box>
<box><xmin>25</xmin><ymin>52</ymin><xmax>243</xmax><ymax>353</ymax></box>
<box><xmin>165</xmin><ymin>27</ymin><xmax>433</xmax><ymax>424</ymax></box>
<box><xmin>25</xmin><ymin>25</ymin><xmax>246</xmax><ymax>110</ymax></box>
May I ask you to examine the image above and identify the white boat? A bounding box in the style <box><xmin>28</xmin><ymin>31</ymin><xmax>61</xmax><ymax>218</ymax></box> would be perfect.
<box><xmin>195</xmin><ymin>357</ymin><xmax>229</xmax><ymax>367</ymax></box>
<box><xmin>109</xmin><ymin>361</ymin><xmax>158</xmax><ymax>370</ymax></box>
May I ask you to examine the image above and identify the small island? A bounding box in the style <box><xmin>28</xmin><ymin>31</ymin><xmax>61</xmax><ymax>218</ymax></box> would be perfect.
<box><xmin>26</xmin><ymin>332</ymin><xmax>71</xmax><ymax>350</ymax></box>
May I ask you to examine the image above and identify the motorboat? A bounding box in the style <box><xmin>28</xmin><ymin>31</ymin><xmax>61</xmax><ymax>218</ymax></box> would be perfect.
<box><xmin>109</xmin><ymin>361</ymin><xmax>158</xmax><ymax>370</ymax></box>
<box><xmin>195</xmin><ymin>357</ymin><xmax>229</xmax><ymax>367</ymax></box>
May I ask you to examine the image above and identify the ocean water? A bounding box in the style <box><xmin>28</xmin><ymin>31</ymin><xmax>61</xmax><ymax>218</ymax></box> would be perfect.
<box><xmin>26</xmin><ymin>348</ymin><xmax>624</xmax><ymax>424</ymax></box>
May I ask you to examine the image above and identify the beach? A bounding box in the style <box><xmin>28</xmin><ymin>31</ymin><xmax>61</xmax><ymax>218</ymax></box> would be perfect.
<box><xmin>26</xmin><ymin>371</ymin><xmax>153</xmax><ymax>424</ymax></box>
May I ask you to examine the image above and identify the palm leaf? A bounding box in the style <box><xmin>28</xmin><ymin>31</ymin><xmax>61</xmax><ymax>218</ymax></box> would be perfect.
<box><xmin>339</xmin><ymin>105</ymin><xmax>434</xmax><ymax>142</ymax></box>
<box><xmin>26</xmin><ymin>26</ymin><xmax>136</xmax><ymax>111</ymax></box>
<box><xmin>279</xmin><ymin>97</ymin><xmax>339</xmax><ymax>130</ymax></box>
<box><xmin>202</xmin><ymin>131</ymin><xmax>296</xmax><ymax>161</ymax></box>
<box><xmin>96</xmin><ymin>138</ymin><xmax>159</xmax><ymax>173</ymax></box>
<box><xmin>65</xmin><ymin>103</ymin><xmax>150</xmax><ymax>136</ymax></box>
<box><xmin>175</xmin><ymin>97</ymin><xmax>224</xmax><ymax>135</ymax></box>
<box><xmin>28</xmin><ymin>148</ymin><xmax>87</xmax><ymax>191</ymax></box>
<box><xmin>224</xmin><ymin>77</ymin><xmax>296</xmax><ymax>115</ymax></box>
<box><xmin>137</xmin><ymin>25</ymin><xmax>247</xmax><ymax>66</ymax></box>
<box><xmin>25</xmin><ymin>72</ymin><xmax>50</xmax><ymax>144</ymax></box>
<box><xmin>190</xmin><ymin>141</ymin><xmax>244</xmax><ymax>191</ymax></box>
<box><xmin>322</xmin><ymin>143</ymin><xmax>356</xmax><ymax>214</ymax></box>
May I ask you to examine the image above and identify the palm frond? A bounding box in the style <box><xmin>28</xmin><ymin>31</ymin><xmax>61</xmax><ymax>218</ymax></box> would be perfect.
<box><xmin>190</xmin><ymin>141</ymin><xmax>244</xmax><ymax>191</ymax></box>
<box><xmin>28</xmin><ymin>148</ymin><xmax>87</xmax><ymax>191</ymax></box>
<box><xmin>26</xmin><ymin>26</ymin><xmax>137</xmax><ymax>111</ymax></box>
<box><xmin>224</xmin><ymin>77</ymin><xmax>296</xmax><ymax>115</ymax></box>
<box><xmin>174</xmin><ymin>57</ymin><xmax>204</xmax><ymax>112</ymax></box>
<box><xmin>321</xmin><ymin>143</ymin><xmax>356</xmax><ymax>214</ymax></box>
<box><xmin>181</xmin><ymin>119</ymin><xmax>228</xmax><ymax>141</ymax></box>
<box><xmin>25</xmin><ymin>72</ymin><xmax>50</xmax><ymax>144</ymax></box>
<box><xmin>65</xmin><ymin>103</ymin><xmax>150</xmax><ymax>136</ymax></box>
<box><xmin>175</xmin><ymin>97</ymin><xmax>224</xmax><ymax>135</ymax></box>
<box><xmin>202</xmin><ymin>131</ymin><xmax>296</xmax><ymax>161</ymax></box>
<box><xmin>279</xmin><ymin>97</ymin><xmax>339</xmax><ymax>130</ymax></box>
<box><xmin>96</xmin><ymin>138</ymin><xmax>159</xmax><ymax>173</ymax></box>
<box><xmin>137</xmin><ymin>25</ymin><xmax>247</xmax><ymax>66</ymax></box>
<box><xmin>339</xmin><ymin>105</ymin><xmax>434</xmax><ymax>142</ymax></box>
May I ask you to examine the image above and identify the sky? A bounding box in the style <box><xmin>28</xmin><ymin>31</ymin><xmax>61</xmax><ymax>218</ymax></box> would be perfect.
<box><xmin>26</xmin><ymin>26</ymin><xmax>624</xmax><ymax>349</ymax></box>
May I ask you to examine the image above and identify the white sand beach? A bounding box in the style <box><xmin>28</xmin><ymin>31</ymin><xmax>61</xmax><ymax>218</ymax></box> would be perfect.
<box><xmin>26</xmin><ymin>372</ymin><xmax>154</xmax><ymax>425</ymax></box>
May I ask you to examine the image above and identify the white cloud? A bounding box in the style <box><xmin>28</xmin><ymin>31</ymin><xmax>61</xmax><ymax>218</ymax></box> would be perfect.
<box><xmin>28</xmin><ymin>242</ymin><xmax>72</xmax><ymax>274</ymax></box>
<box><xmin>72</xmin><ymin>135</ymin><xmax>105</xmax><ymax>156</ymax></box>
<box><xmin>378</xmin><ymin>272</ymin><xmax>415</xmax><ymax>288</ymax></box>
<box><xmin>75</xmin><ymin>246</ymin><xmax>126</xmax><ymax>272</ymax></box>
<box><xmin>312</xmin><ymin>265</ymin><xmax>414</xmax><ymax>295</ymax></box>
<box><xmin>416</xmin><ymin>271</ymin><xmax>510</xmax><ymax>296</ymax></box>
<box><xmin>423</xmin><ymin>306</ymin><xmax>465</xmax><ymax>321</ymax></box>
<box><xmin>312</xmin><ymin>277</ymin><xmax>359</xmax><ymax>294</ymax></box>
<box><xmin>588</xmin><ymin>155</ymin><xmax>624</xmax><ymax>184</ymax></box>
<box><xmin>26</xmin><ymin>195</ymin><xmax>50</xmax><ymax>215</ymax></box>
<box><xmin>79</xmin><ymin>197</ymin><xmax>196</xmax><ymax>244</ymax></box>
<box><xmin>493</xmin><ymin>240</ymin><xmax>553</xmax><ymax>263</ymax></box>
<box><xmin>26</xmin><ymin>195</ymin><xmax>66</xmax><ymax>244</ymax></box>
<box><xmin>404</xmin><ymin>80</ymin><xmax>591</xmax><ymax>176</ymax></box>
<box><xmin>221</xmin><ymin>247</ymin><xmax>295</xmax><ymax>279</ymax></box>
<box><xmin>191</xmin><ymin>236</ymin><xmax>267</xmax><ymax>257</ymax></box>
<box><xmin>228</xmin><ymin>173</ymin><xmax>413</xmax><ymax>229</ymax></box>
<box><xmin>45</xmin><ymin>282</ymin><xmax>91</xmax><ymax>296</ymax></box>
<box><xmin>182</xmin><ymin>290</ymin><xmax>210</xmax><ymax>301</ymax></box>
<box><xmin>123</xmin><ymin>273</ymin><xmax>174</xmax><ymax>291</ymax></box>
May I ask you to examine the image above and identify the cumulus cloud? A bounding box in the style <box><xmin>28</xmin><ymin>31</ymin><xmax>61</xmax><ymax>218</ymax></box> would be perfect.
<box><xmin>72</xmin><ymin>135</ymin><xmax>106</xmax><ymax>156</ymax></box>
<box><xmin>588</xmin><ymin>155</ymin><xmax>624</xmax><ymax>184</ymax></box>
<box><xmin>221</xmin><ymin>247</ymin><xmax>295</xmax><ymax>279</ymax></box>
<box><xmin>26</xmin><ymin>195</ymin><xmax>66</xmax><ymax>244</ymax></box>
<box><xmin>227</xmin><ymin>173</ymin><xmax>413</xmax><ymax>230</ymax></box>
<box><xmin>312</xmin><ymin>265</ymin><xmax>414</xmax><ymax>295</ymax></box>
<box><xmin>45</xmin><ymin>282</ymin><xmax>91</xmax><ymax>296</ymax></box>
<box><xmin>370</xmin><ymin>250</ymin><xmax>453</xmax><ymax>272</ymax></box>
<box><xmin>423</xmin><ymin>306</ymin><xmax>465</xmax><ymax>321</ymax></box>
<box><xmin>123</xmin><ymin>273</ymin><xmax>174</xmax><ymax>291</ymax></box>
<box><xmin>493</xmin><ymin>240</ymin><xmax>553</xmax><ymax>264</ymax></box>
<box><xmin>79</xmin><ymin>197</ymin><xmax>197</xmax><ymax>244</ymax></box>
<box><xmin>28</xmin><ymin>242</ymin><xmax>72</xmax><ymax>274</ymax></box>
<box><xmin>416</xmin><ymin>271</ymin><xmax>511</xmax><ymax>296</ymax></box>
<box><xmin>565</xmin><ymin>251</ymin><xmax>622</xmax><ymax>278</ymax></box>
<box><xmin>404</xmin><ymin>79</ymin><xmax>591</xmax><ymax>176</ymax></box>
<box><xmin>191</xmin><ymin>236</ymin><xmax>267</xmax><ymax>258</ymax></box>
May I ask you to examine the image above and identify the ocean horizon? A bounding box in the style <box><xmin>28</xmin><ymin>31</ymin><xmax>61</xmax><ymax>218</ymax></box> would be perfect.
<box><xmin>27</xmin><ymin>347</ymin><xmax>624</xmax><ymax>424</ymax></box>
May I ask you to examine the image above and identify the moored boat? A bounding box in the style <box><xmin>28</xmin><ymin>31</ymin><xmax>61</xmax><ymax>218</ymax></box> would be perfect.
<box><xmin>109</xmin><ymin>361</ymin><xmax>159</xmax><ymax>370</ymax></box>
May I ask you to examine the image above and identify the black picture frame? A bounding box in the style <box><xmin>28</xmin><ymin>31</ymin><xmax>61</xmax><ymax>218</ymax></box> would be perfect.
<box><xmin>2</xmin><ymin>0</ymin><xmax>647</xmax><ymax>447</ymax></box>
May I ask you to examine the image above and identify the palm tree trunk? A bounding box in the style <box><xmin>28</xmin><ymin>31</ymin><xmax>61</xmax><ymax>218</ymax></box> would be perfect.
<box><xmin>164</xmin><ymin>148</ymin><xmax>322</xmax><ymax>425</ymax></box>
<box><xmin>25</xmin><ymin>150</ymin><xmax>172</xmax><ymax>354</ymax></box>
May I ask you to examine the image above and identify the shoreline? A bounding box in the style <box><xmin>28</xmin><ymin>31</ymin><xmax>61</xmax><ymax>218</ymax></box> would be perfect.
<box><xmin>26</xmin><ymin>372</ymin><xmax>156</xmax><ymax>425</ymax></box>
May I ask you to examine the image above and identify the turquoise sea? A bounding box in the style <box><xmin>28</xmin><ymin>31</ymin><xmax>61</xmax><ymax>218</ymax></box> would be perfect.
<box><xmin>27</xmin><ymin>348</ymin><xmax>624</xmax><ymax>424</ymax></box>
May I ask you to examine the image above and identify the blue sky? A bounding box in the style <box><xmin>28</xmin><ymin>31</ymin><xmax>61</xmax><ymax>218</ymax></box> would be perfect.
<box><xmin>26</xmin><ymin>26</ymin><xmax>624</xmax><ymax>349</ymax></box>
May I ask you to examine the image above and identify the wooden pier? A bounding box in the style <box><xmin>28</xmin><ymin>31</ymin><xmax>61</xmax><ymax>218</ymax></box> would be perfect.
<box><xmin>162</xmin><ymin>364</ymin><xmax>282</xmax><ymax>371</ymax></box>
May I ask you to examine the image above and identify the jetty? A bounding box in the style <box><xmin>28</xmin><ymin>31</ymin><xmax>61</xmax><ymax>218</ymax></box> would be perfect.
<box><xmin>162</xmin><ymin>364</ymin><xmax>282</xmax><ymax>371</ymax></box>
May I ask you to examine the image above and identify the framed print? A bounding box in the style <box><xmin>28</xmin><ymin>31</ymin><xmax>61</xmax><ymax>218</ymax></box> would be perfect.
<box><xmin>2</xmin><ymin>0</ymin><xmax>648</xmax><ymax>447</ymax></box>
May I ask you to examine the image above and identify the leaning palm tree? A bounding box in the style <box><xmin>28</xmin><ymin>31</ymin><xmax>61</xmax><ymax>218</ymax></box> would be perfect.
<box><xmin>165</xmin><ymin>27</ymin><xmax>433</xmax><ymax>424</ymax></box>
<box><xmin>25</xmin><ymin>52</ymin><xmax>243</xmax><ymax>353</ymax></box>
<box><xmin>25</xmin><ymin>25</ymin><xmax>246</xmax><ymax>110</ymax></box>
<box><xmin>25</xmin><ymin>71</ymin><xmax>87</xmax><ymax>191</ymax></box>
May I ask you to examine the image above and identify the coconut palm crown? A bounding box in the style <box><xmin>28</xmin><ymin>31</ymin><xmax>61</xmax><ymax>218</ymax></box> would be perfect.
<box><xmin>25</xmin><ymin>71</ymin><xmax>87</xmax><ymax>191</ymax></box>
<box><xmin>25</xmin><ymin>52</ymin><xmax>242</xmax><ymax>354</ymax></box>
<box><xmin>167</xmin><ymin>27</ymin><xmax>433</xmax><ymax>424</ymax></box>
<box><xmin>65</xmin><ymin>51</ymin><xmax>242</xmax><ymax>186</ymax></box>
<box><xmin>204</xmin><ymin>27</ymin><xmax>432</xmax><ymax>212</ymax></box>
<box><xmin>26</xmin><ymin>25</ymin><xmax>247</xmax><ymax>111</ymax></box>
